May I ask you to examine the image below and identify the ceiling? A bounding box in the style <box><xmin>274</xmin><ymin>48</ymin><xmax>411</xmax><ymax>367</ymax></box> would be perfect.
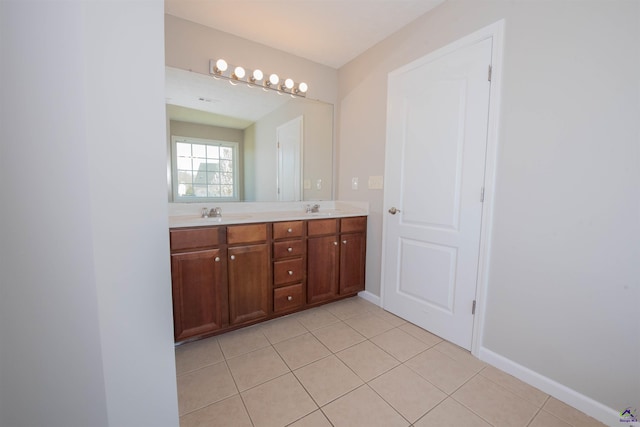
<box><xmin>164</xmin><ymin>0</ymin><xmax>445</xmax><ymax>69</ymax></box>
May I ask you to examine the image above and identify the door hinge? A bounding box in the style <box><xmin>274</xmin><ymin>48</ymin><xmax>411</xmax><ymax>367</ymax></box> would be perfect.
<box><xmin>480</xmin><ymin>187</ymin><xmax>485</xmax><ymax>203</ymax></box>
<box><xmin>488</xmin><ymin>65</ymin><xmax>492</xmax><ymax>82</ymax></box>
<box><xmin>472</xmin><ymin>300</ymin><xmax>477</xmax><ymax>315</ymax></box>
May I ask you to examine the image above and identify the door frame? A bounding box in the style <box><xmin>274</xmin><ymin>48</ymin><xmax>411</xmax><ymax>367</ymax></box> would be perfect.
<box><xmin>380</xmin><ymin>20</ymin><xmax>505</xmax><ymax>357</ymax></box>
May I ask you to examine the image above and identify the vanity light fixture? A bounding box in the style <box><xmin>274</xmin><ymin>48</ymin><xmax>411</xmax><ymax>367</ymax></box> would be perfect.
<box><xmin>209</xmin><ymin>59</ymin><xmax>308</xmax><ymax>97</ymax></box>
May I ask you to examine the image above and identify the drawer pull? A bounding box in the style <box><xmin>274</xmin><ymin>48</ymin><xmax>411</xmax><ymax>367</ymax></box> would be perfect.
<box><xmin>287</xmin><ymin>228</ymin><xmax>293</xmax><ymax>233</ymax></box>
<box><xmin>287</xmin><ymin>296</ymin><xmax>293</xmax><ymax>301</ymax></box>
<box><xmin>343</xmin><ymin>240</ymin><xmax>347</xmax><ymax>244</ymax></box>
<box><xmin>230</xmin><ymin>255</ymin><xmax>235</xmax><ymax>260</ymax></box>
<box><xmin>214</xmin><ymin>257</ymin><xmax>220</xmax><ymax>262</ymax></box>
<box><xmin>288</xmin><ymin>270</ymin><xmax>294</xmax><ymax>275</ymax></box>
<box><xmin>334</xmin><ymin>241</ymin><xmax>338</xmax><ymax>246</ymax></box>
<box><xmin>287</xmin><ymin>247</ymin><xmax>293</xmax><ymax>252</ymax></box>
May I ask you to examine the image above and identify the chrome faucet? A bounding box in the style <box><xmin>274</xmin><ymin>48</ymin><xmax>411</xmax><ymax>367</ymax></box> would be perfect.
<box><xmin>201</xmin><ymin>207</ymin><xmax>222</xmax><ymax>218</ymax></box>
<box><xmin>305</xmin><ymin>204</ymin><xmax>320</xmax><ymax>213</ymax></box>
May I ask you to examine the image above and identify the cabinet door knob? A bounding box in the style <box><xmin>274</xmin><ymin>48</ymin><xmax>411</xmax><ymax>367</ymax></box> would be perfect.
<box><xmin>214</xmin><ymin>256</ymin><xmax>220</xmax><ymax>262</ymax></box>
<box><xmin>230</xmin><ymin>255</ymin><xmax>235</xmax><ymax>260</ymax></box>
<box><xmin>287</xmin><ymin>296</ymin><xmax>293</xmax><ymax>301</ymax></box>
<box><xmin>333</xmin><ymin>241</ymin><xmax>338</xmax><ymax>246</ymax></box>
<box><xmin>287</xmin><ymin>247</ymin><xmax>293</xmax><ymax>252</ymax></box>
<box><xmin>287</xmin><ymin>228</ymin><xmax>293</xmax><ymax>233</ymax></box>
<box><xmin>288</xmin><ymin>270</ymin><xmax>294</xmax><ymax>275</ymax></box>
<box><xmin>343</xmin><ymin>240</ymin><xmax>347</xmax><ymax>244</ymax></box>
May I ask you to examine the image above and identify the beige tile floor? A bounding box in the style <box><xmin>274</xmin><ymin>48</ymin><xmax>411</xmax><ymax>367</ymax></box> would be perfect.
<box><xmin>175</xmin><ymin>296</ymin><xmax>606</xmax><ymax>427</ymax></box>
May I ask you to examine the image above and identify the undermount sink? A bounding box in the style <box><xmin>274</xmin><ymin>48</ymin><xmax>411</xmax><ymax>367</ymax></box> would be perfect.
<box><xmin>201</xmin><ymin>214</ymin><xmax>252</xmax><ymax>221</ymax></box>
<box><xmin>306</xmin><ymin>211</ymin><xmax>337</xmax><ymax>216</ymax></box>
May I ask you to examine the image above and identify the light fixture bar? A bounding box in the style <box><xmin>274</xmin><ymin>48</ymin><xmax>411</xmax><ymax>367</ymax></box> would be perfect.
<box><xmin>209</xmin><ymin>59</ymin><xmax>308</xmax><ymax>97</ymax></box>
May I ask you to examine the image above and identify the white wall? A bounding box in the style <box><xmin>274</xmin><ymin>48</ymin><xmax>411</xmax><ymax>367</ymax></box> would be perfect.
<box><xmin>0</xmin><ymin>1</ymin><xmax>179</xmax><ymax>426</ymax></box>
<box><xmin>337</xmin><ymin>0</ymin><xmax>639</xmax><ymax>419</ymax></box>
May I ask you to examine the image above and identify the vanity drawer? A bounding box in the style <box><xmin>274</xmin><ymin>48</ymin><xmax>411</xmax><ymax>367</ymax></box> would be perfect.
<box><xmin>273</xmin><ymin>221</ymin><xmax>304</xmax><ymax>240</ymax></box>
<box><xmin>170</xmin><ymin>227</ymin><xmax>224</xmax><ymax>251</ymax></box>
<box><xmin>273</xmin><ymin>240</ymin><xmax>304</xmax><ymax>259</ymax></box>
<box><xmin>273</xmin><ymin>284</ymin><xmax>303</xmax><ymax>313</ymax></box>
<box><xmin>341</xmin><ymin>216</ymin><xmax>367</xmax><ymax>233</ymax></box>
<box><xmin>274</xmin><ymin>258</ymin><xmax>304</xmax><ymax>286</ymax></box>
<box><xmin>227</xmin><ymin>223</ymin><xmax>268</xmax><ymax>245</ymax></box>
<box><xmin>307</xmin><ymin>219</ymin><xmax>338</xmax><ymax>236</ymax></box>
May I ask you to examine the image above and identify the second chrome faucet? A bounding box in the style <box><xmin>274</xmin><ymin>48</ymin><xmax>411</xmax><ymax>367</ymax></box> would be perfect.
<box><xmin>201</xmin><ymin>207</ymin><xmax>222</xmax><ymax>218</ymax></box>
<box><xmin>305</xmin><ymin>204</ymin><xmax>320</xmax><ymax>213</ymax></box>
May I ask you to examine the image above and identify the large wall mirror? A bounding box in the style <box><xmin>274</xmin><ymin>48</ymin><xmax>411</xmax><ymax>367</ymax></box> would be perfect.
<box><xmin>166</xmin><ymin>66</ymin><xmax>334</xmax><ymax>203</ymax></box>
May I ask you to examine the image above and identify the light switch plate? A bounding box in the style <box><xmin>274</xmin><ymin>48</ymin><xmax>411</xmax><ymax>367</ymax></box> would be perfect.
<box><xmin>352</xmin><ymin>177</ymin><xmax>359</xmax><ymax>190</ymax></box>
<box><xmin>303</xmin><ymin>179</ymin><xmax>311</xmax><ymax>189</ymax></box>
<box><xmin>316</xmin><ymin>179</ymin><xmax>322</xmax><ymax>190</ymax></box>
<box><xmin>368</xmin><ymin>175</ymin><xmax>384</xmax><ymax>189</ymax></box>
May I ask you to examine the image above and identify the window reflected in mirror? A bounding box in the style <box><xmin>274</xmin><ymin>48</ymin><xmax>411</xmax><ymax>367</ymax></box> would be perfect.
<box><xmin>172</xmin><ymin>136</ymin><xmax>239</xmax><ymax>202</ymax></box>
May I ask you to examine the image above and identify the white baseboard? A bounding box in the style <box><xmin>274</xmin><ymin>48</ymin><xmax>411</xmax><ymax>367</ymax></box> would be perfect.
<box><xmin>478</xmin><ymin>347</ymin><xmax>633</xmax><ymax>427</ymax></box>
<box><xmin>357</xmin><ymin>290</ymin><xmax>381</xmax><ymax>306</ymax></box>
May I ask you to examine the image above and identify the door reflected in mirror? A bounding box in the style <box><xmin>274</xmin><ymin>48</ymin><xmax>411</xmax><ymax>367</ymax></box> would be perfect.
<box><xmin>165</xmin><ymin>67</ymin><xmax>333</xmax><ymax>202</ymax></box>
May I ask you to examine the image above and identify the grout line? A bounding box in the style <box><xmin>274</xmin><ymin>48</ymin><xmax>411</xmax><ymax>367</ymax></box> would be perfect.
<box><xmin>525</xmin><ymin>404</ymin><xmax>545</xmax><ymax>427</ymax></box>
<box><xmin>364</xmin><ymin>375</ymin><xmax>419</xmax><ymax>425</ymax></box>
<box><xmin>449</xmin><ymin>392</ymin><xmax>499</xmax><ymax>427</ymax></box>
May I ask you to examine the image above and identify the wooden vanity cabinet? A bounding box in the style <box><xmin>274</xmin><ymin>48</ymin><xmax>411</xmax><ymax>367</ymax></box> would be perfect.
<box><xmin>307</xmin><ymin>217</ymin><xmax>367</xmax><ymax>304</ymax></box>
<box><xmin>170</xmin><ymin>216</ymin><xmax>367</xmax><ymax>342</ymax></box>
<box><xmin>307</xmin><ymin>219</ymin><xmax>340</xmax><ymax>304</ymax></box>
<box><xmin>227</xmin><ymin>224</ymin><xmax>270</xmax><ymax>325</ymax></box>
<box><xmin>170</xmin><ymin>227</ymin><xmax>227</xmax><ymax>342</ymax></box>
<box><xmin>272</xmin><ymin>221</ymin><xmax>305</xmax><ymax>314</ymax></box>
<box><xmin>339</xmin><ymin>217</ymin><xmax>367</xmax><ymax>295</ymax></box>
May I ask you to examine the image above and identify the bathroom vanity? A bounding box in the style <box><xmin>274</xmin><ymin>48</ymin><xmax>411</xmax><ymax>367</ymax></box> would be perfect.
<box><xmin>169</xmin><ymin>203</ymin><xmax>367</xmax><ymax>343</ymax></box>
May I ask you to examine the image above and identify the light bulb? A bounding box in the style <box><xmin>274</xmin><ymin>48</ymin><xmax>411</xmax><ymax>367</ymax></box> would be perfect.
<box><xmin>215</xmin><ymin>59</ymin><xmax>228</xmax><ymax>73</ymax></box>
<box><xmin>298</xmin><ymin>82</ymin><xmax>308</xmax><ymax>93</ymax></box>
<box><xmin>269</xmin><ymin>74</ymin><xmax>279</xmax><ymax>85</ymax></box>
<box><xmin>232</xmin><ymin>66</ymin><xmax>245</xmax><ymax>79</ymax></box>
<box><xmin>284</xmin><ymin>78</ymin><xmax>294</xmax><ymax>89</ymax></box>
<box><xmin>251</xmin><ymin>69</ymin><xmax>263</xmax><ymax>82</ymax></box>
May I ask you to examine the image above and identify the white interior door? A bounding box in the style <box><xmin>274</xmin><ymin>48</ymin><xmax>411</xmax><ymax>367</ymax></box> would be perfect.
<box><xmin>276</xmin><ymin>116</ymin><xmax>303</xmax><ymax>201</ymax></box>
<box><xmin>382</xmin><ymin>38</ymin><xmax>492</xmax><ymax>350</ymax></box>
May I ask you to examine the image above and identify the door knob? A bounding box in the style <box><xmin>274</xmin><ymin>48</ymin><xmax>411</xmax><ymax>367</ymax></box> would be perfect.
<box><xmin>388</xmin><ymin>207</ymin><xmax>401</xmax><ymax>215</ymax></box>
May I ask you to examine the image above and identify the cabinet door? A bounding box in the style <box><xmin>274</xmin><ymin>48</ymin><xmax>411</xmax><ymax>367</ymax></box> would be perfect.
<box><xmin>228</xmin><ymin>244</ymin><xmax>270</xmax><ymax>325</ymax></box>
<box><xmin>171</xmin><ymin>248</ymin><xmax>227</xmax><ymax>341</ymax></box>
<box><xmin>339</xmin><ymin>232</ymin><xmax>366</xmax><ymax>295</ymax></box>
<box><xmin>307</xmin><ymin>235</ymin><xmax>339</xmax><ymax>304</ymax></box>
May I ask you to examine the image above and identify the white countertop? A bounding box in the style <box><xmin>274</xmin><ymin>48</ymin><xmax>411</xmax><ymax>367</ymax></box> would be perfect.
<box><xmin>168</xmin><ymin>201</ymin><xmax>369</xmax><ymax>229</ymax></box>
